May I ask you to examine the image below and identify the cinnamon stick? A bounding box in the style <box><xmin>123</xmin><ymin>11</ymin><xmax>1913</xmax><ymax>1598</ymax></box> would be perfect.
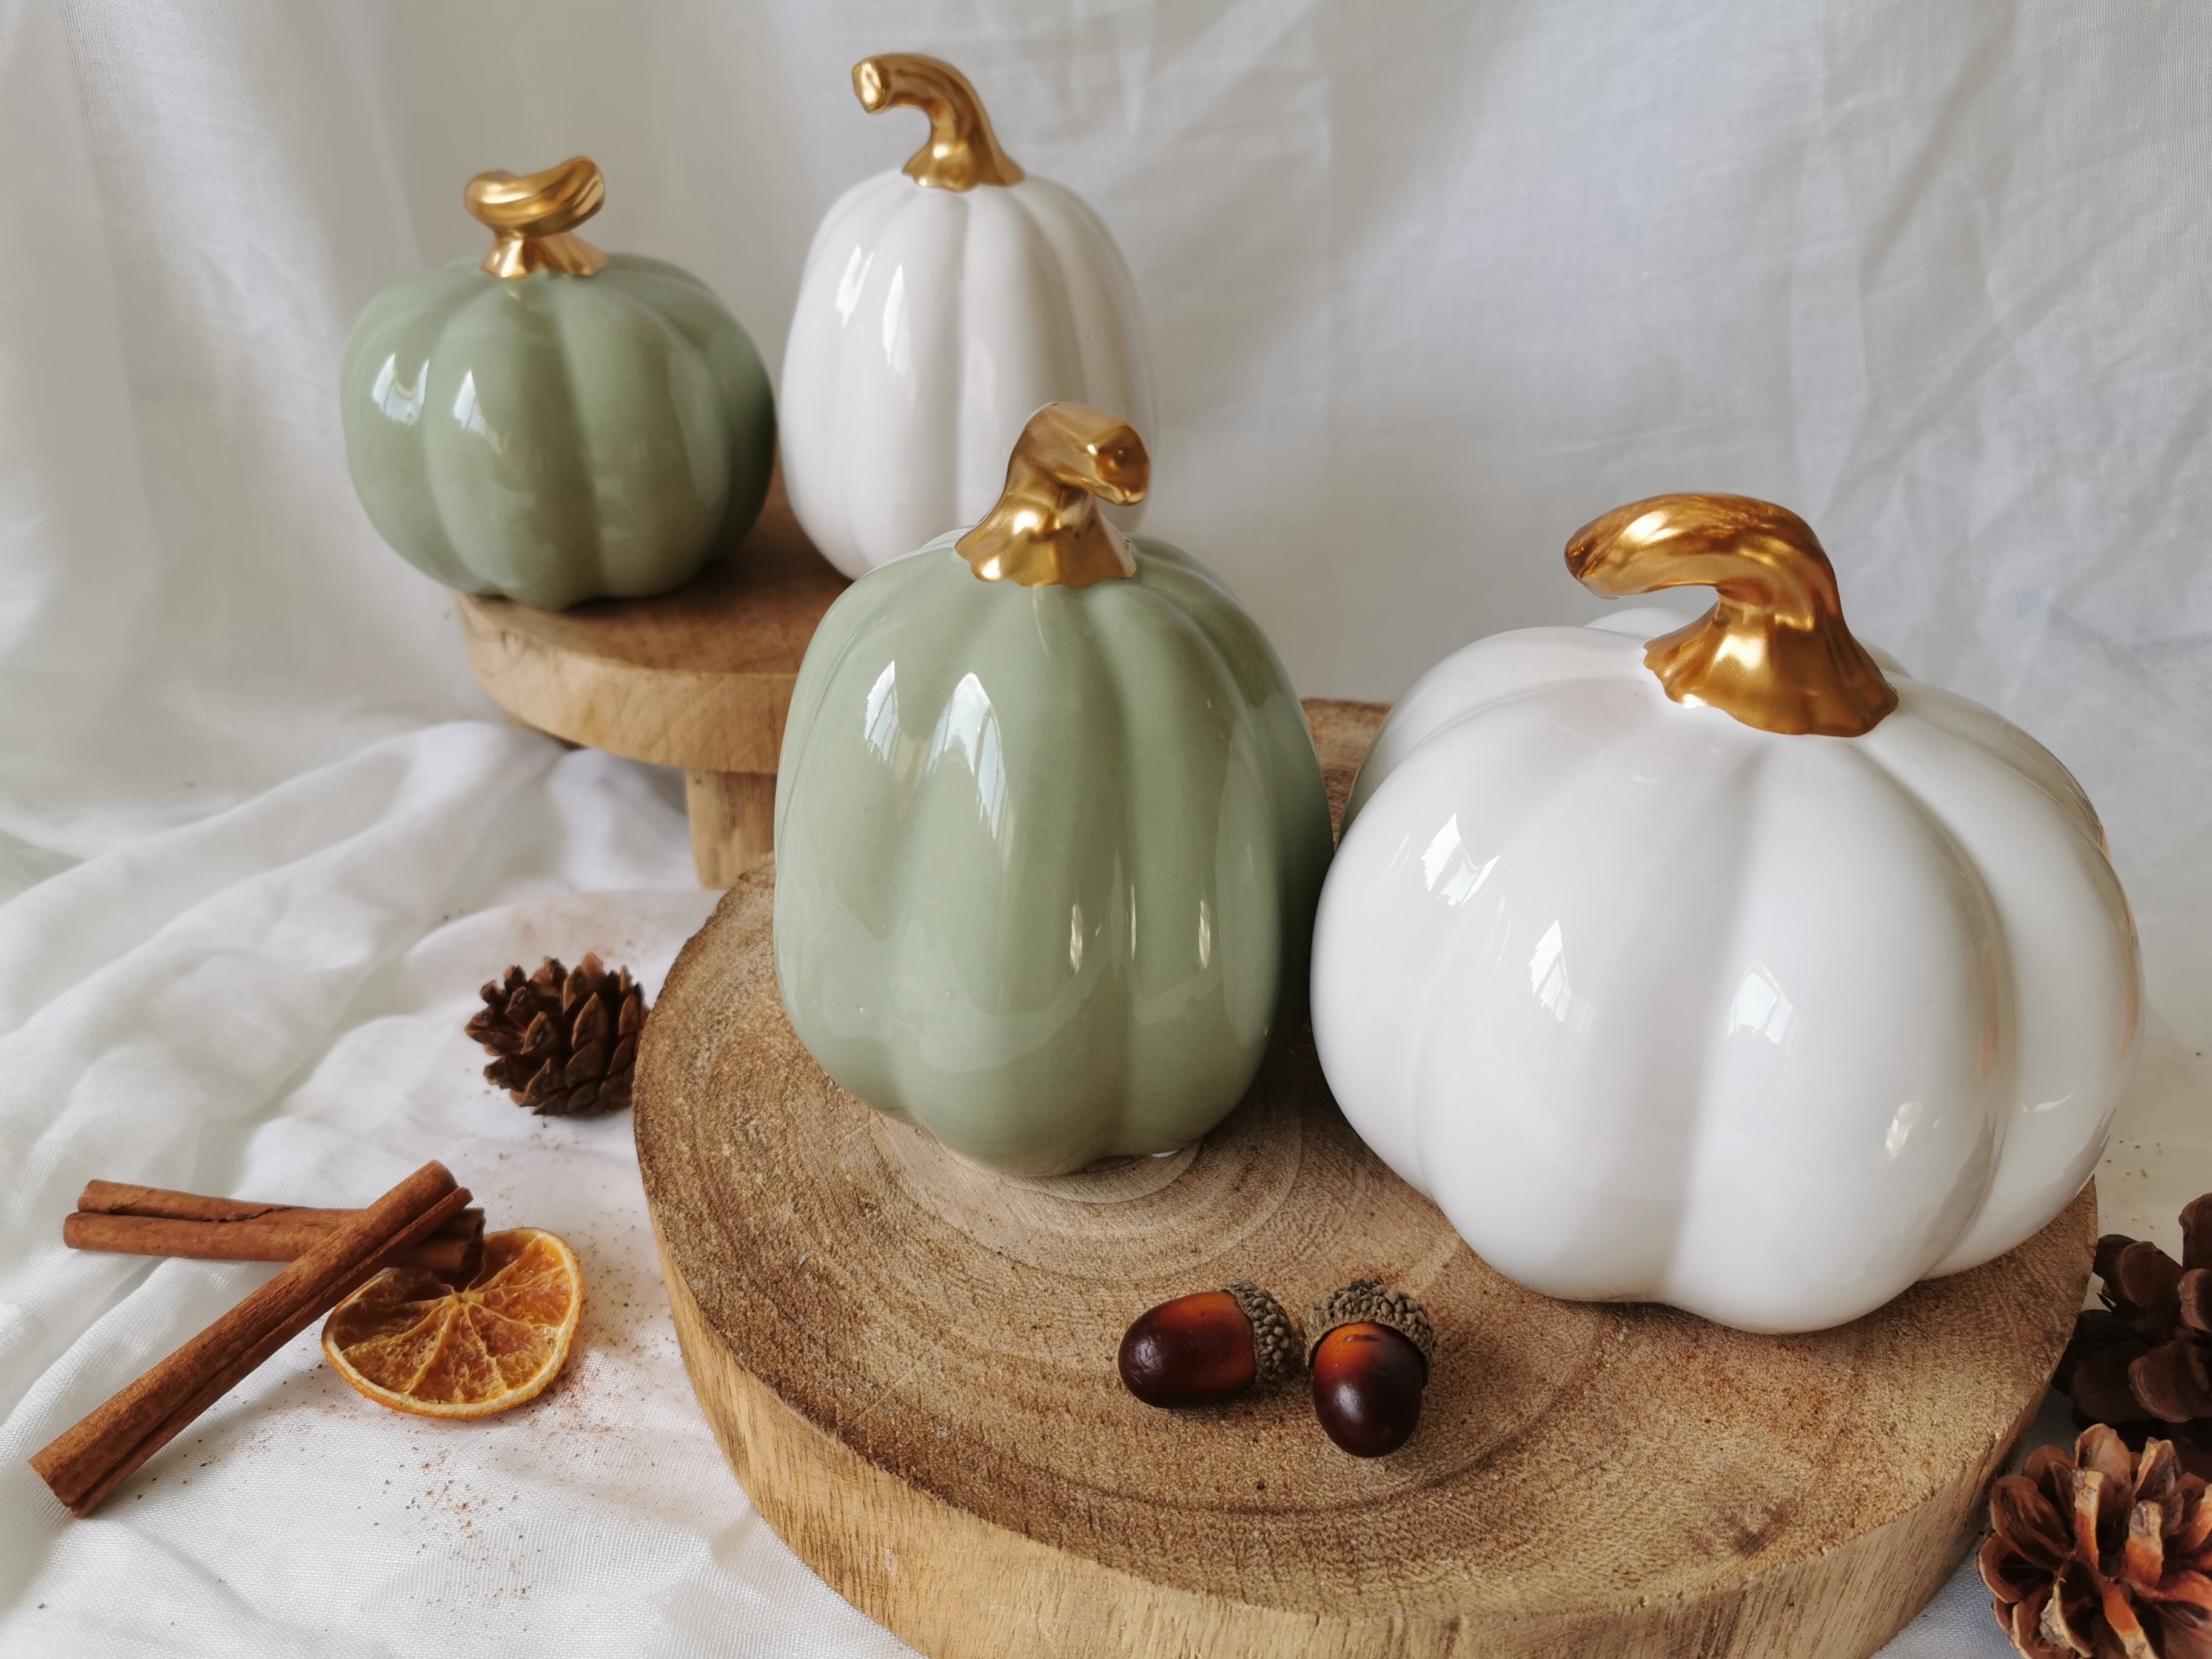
<box><xmin>62</xmin><ymin>1211</ymin><xmax>480</xmax><ymax>1275</ymax></box>
<box><xmin>67</xmin><ymin>1182</ymin><xmax>483</xmax><ymax>1275</ymax></box>
<box><xmin>77</xmin><ymin>1178</ymin><xmax>485</xmax><ymax>1235</ymax></box>
<box><xmin>32</xmin><ymin>1161</ymin><xmax>471</xmax><ymax>1517</ymax></box>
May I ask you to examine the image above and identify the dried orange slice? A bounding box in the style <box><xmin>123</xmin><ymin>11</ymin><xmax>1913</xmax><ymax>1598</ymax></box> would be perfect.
<box><xmin>322</xmin><ymin>1228</ymin><xmax>581</xmax><ymax>1418</ymax></box>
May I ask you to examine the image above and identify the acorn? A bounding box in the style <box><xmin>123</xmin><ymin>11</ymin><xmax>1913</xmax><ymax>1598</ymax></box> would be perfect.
<box><xmin>1118</xmin><ymin>1282</ymin><xmax>1299</xmax><ymax>1407</ymax></box>
<box><xmin>1305</xmin><ymin>1280</ymin><xmax>1434</xmax><ymax>1456</ymax></box>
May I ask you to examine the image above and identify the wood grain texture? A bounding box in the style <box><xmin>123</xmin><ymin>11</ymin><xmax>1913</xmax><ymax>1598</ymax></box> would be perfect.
<box><xmin>683</xmin><ymin>769</ymin><xmax>777</xmax><ymax>886</ymax></box>
<box><xmin>635</xmin><ymin>697</ymin><xmax>2094</xmax><ymax>1659</ymax></box>
<box><xmin>457</xmin><ymin>468</ymin><xmax>848</xmax><ymax>776</ymax></box>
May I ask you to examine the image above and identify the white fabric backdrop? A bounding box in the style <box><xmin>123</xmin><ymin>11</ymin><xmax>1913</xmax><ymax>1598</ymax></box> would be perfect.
<box><xmin>2</xmin><ymin>1</ymin><xmax>2208</xmax><ymax>1652</ymax></box>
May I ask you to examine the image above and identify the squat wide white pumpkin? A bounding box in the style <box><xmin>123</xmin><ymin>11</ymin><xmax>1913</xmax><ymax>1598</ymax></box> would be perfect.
<box><xmin>780</xmin><ymin>54</ymin><xmax>1156</xmax><ymax>580</ymax></box>
<box><xmin>1313</xmin><ymin>495</ymin><xmax>2139</xmax><ymax>1333</ymax></box>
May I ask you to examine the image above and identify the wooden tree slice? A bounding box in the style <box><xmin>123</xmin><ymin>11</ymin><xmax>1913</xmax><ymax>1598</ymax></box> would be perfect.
<box><xmin>635</xmin><ymin>698</ymin><xmax>2094</xmax><ymax>1659</ymax></box>
<box><xmin>457</xmin><ymin>468</ymin><xmax>848</xmax><ymax>885</ymax></box>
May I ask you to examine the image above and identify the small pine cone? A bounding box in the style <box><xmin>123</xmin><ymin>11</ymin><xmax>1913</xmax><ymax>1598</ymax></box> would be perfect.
<box><xmin>2057</xmin><ymin>1195</ymin><xmax>2212</xmax><ymax>1439</ymax></box>
<box><xmin>1980</xmin><ymin>1425</ymin><xmax>2212</xmax><ymax>1659</ymax></box>
<box><xmin>465</xmin><ymin>953</ymin><xmax>648</xmax><ymax>1116</ymax></box>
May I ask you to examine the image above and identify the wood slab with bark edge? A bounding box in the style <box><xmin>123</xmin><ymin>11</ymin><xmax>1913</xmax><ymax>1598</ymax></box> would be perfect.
<box><xmin>457</xmin><ymin>467</ymin><xmax>848</xmax><ymax>886</ymax></box>
<box><xmin>634</xmin><ymin>696</ymin><xmax>2094</xmax><ymax>1659</ymax></box>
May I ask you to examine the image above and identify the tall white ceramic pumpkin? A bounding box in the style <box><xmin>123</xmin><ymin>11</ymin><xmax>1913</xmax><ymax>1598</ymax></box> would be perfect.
<box><xmin>1312</xmin><ymin>495</ymin><xmax>2140</xmax><ymax>1334</ymax></box>
<box><xmin>779</xmin><ymin>54</ymin><xmax>1156</xmax><ymax>580</ymax></box>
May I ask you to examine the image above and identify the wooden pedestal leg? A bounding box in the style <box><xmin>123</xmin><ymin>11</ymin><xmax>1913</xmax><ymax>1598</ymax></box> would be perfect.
<box><xmin>684</xmin><ymin>771</ymin><xmax>776</xmax><ymax>888</ymax></box>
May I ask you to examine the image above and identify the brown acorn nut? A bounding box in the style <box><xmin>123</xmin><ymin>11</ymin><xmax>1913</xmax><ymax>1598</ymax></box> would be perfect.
<box><xmin>1306</xmin><ymin>1281</ymin><xmax>1434</xmax><ymax>1457</ymax></box>
<box><xmin>1118</xmin><ymin>1283</ymin><xmax>1299</xmax><ymax>1408</ymax></box>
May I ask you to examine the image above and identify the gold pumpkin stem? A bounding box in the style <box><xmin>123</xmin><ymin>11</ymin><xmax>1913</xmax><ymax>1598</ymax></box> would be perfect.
<box><xmin>1564</xmin><ymin>493</ymin><xmax>1899</xmax><ymax>737</ymax></box>
<box><xmin>464</xmin><ymin>156</ymin><xmax>610</xmax><ymax>280</ymax></box>
<box><xmin>956</xmin><ymin>404</ymin><xmax>1148</xmax><ymax>589</ymax></box>
<box><xmin>853</xmin><ymin>55</ymin><xmax>1025</xmax><ymax>192</ymax></box>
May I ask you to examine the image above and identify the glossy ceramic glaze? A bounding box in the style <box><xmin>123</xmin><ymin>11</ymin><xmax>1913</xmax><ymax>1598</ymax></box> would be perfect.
<box><xmin>1312</xmin><ymin>612</ymin><xmax>2140</xmax><ymax>1333</ymax></box>
<box><xmin>779</xmin><ymin>175</ymin><xmax>1156</xmax><ymax>580</ymax></box>
<box><xmin>341</xmin><ymin>254</ymin><xmax>774</xmax><ymax>609</ymax></box>
<box><xmin>774</xmin><ymin>533</ymin><xmax>1332</xmax><ymax>1176</ymax></box>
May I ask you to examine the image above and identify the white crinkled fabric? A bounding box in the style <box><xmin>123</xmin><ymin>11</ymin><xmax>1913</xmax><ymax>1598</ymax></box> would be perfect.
<box><xmin>4</xmin><ymin>3</ymin><xmax>2208</xmax><ymax>1655</ymax></box>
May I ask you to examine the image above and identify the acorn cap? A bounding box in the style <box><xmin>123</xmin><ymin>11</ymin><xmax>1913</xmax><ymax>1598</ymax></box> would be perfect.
<box><xmin>1304</xmin><ymin>1279</ymin><xmax>1435</xmax><ymax>1371</ymax></box>
<box><xmin>1224</xmin><ymin>1281</ymin><xmax>1302</xmax><ymax>1388</ymax></box>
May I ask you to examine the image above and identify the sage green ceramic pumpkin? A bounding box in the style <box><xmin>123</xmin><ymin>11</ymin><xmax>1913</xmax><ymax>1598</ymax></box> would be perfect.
<box><xmin>340</xmin><ymin>158</ymin><xmax>774</xmax><ymax>609</ymax></box>
<box><xmin>774</xmin><ymin>404</ymin><xmax>1333</xmax><ymax>1176</ymax></box>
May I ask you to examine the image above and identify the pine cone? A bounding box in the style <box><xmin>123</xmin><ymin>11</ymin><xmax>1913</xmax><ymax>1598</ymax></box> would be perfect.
<box><xmin>1980</xmin><ymin>1424</ymin><xmax>2212</xmax><ymax>1658</ymax></box>
<box><xmin>2059</xmin><ymin>1198</ymin><xmax>2212</xmax><ymax>1438</ymax></box>
<box><xmin>465</xmin><ymin>954</ymin><xmax>646</xmax><ymax>1116</ymax></box>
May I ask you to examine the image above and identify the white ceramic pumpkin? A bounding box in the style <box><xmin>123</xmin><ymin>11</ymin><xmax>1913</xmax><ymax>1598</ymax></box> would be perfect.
<box><xmin>779</xmin><ymin>54</ymin><xmax>1156</xmax><ymax>580</ymax></box>
<box><xmin>1312</xmin><ymin>495</ymin><xmax>2139</xmax><ymax>1333</ymax></box>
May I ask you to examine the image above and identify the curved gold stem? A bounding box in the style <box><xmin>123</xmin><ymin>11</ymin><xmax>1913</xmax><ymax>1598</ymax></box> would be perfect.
<box><xmin>1564</xmin><ymin>494</ymin><xmax>1898</xmax><ymax>737</ymax></box>
<box><xmin>956</xmin><ymin>404</ymin><xmax>1147</xmax><ymax>588</ymax></box>
<box><xmin>464</xmin><ymin>156</ymin><xmax>609</xmax><ymax>280</ymax></box>
<box><xmin>853</xmin><ymin>55</ymin><xmax>1024</xmax><ymax>192</ymax></box>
